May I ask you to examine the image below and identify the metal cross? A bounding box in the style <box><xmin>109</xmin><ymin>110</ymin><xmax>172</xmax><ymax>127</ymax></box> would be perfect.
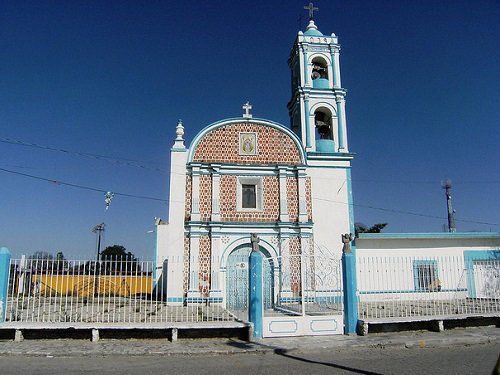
<box><xmin>243</xmin><ymin>101</ymin><xmax>253</xmax><ymax>118</ymax></box>
<box><xmin>304</xmin><ymin>2</ymin><xmax>319</xmax><ymax>20</ymax></box>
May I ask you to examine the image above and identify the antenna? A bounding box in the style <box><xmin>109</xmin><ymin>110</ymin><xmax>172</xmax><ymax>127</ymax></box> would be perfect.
<box><xmin>442</xmin><ymin>179</ymin><xmax>456</xmax><ymax>232</ymax></box>
<box><xmin>92</xmin><ymin>223</ymin><xmax>105</xmax><ymax>261</ymax></box>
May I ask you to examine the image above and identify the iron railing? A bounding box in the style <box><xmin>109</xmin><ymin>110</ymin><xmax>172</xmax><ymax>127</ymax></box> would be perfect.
<box><xmin>357</xmin><ymin>255</ymin><xmax>500</xmax><ymax>319</ymax></box>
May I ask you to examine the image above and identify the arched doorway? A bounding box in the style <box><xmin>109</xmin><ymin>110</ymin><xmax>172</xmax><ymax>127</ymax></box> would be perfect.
<box><xmin>225</xmin><ymin>244</ymin><xmax>274</xmax><ymax>313</ymax></box>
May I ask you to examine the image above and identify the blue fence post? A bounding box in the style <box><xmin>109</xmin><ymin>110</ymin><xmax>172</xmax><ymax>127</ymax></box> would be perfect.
<box><xmin>342</xmin><ymin>241</ymin><xmax>358</xmax><ymax>335</ymax></box>
<box><xmin>0</xmin><ymin>247</ymin><xmax>11</xmax><ymax>323</ymax></box>
<box><xmin>249</xmin><ymin>250</ymin><xmax>263</xmax><ymax>338</ymax></box>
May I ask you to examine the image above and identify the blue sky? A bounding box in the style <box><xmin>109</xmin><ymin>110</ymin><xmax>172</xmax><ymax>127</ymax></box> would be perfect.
<box><xmin>1</xmin><ymin>1</ymin><xmax>499</xmax><ymax>259</ymax></box>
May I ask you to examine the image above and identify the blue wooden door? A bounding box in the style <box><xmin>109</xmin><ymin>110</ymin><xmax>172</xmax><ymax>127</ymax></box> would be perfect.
<box><xmin>226</xmin><ymin>245</ymin><xmax>273</xmax><ymax>312</ymax></box>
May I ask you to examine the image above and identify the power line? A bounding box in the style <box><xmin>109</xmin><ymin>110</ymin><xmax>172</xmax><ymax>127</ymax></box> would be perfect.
<box><xmin>0</xmin><ymin>137</ymin><xmax>167</xmax><ymax>173</ymax></box>
<box><xmin>315</xmin><ymin>197</ymin><xmax>500</xmax><ymax>227</ymax></box>
<box><xmin>1</xmin><ymin>166</ymin><xmax>497</xmax><ymax>227</ymax></box>
<box><xmin>0</xmin><ymin>167</ymin><xmax>168</xmax><ymax>203</ymax></box>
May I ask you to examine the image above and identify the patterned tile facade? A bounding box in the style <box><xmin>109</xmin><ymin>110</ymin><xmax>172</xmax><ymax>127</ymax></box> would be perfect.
<box><xmin>199</xmin><ymin>176</ymin><xmax>212</xmax><ymax>221</ymax></box>
<box><xmin>183</xmin><ymin>235</ymin><xmax>190</xmax><ymax>296</ymax></box>
<box><xmin>199</xmin><ymin>235</ymin><xmax>211</xmax><ymax>296</ymax></box>
<box><xmin>192</xmin><ymin>123</ymin><xmax>302</xmax><ymax>164</ymax></box>
<box><xmin>219</xmin><ymin>175</ymin><xmax>280</xmax><ymax>222</ymax></box>
<box><xmin>286</xmin><ymin>177</ymin><xmax>299</xmax><ymax>222</ymax></box>
<box><xmin>289</xmin><ymin>236</ymin><xmax>302</xmax><ymax>296</ymax></box>
<box><xmin>185</xmin><ymin>176</ymin><xmax>192</xmax><ymax>220</ymax></box>
<box><xmin>306</xmin><ymin>177</ymin><xmax>313</xmax><ymax>221</ymax></box>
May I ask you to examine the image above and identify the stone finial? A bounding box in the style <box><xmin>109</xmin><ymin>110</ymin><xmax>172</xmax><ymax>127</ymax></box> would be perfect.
<box><xmin>341</xmin><ymin>233</ymin><xmax>353</xmax><ymax>253</ymax></box>
<box><xmin>173</xmin><ymin>119</ymin><xmax>185</xmax><ymax>149</ymax></box>
<box><xmin>250</xmin><ymin>233</ymin><xmax>260</xmax><ymax>252</ymax></box>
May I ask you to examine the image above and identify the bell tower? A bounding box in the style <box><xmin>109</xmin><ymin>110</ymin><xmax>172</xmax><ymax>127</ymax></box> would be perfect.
<box><xmin>288</xmin><ymin>5</ymin><xmax>348</xmax><ymax>154</ymax></box>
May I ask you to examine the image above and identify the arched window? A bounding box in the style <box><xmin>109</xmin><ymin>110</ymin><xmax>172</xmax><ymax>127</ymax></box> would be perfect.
<box><xmin>311</xmin><ymin>57</ymin><xmax>328</xmax><ymax>80</ymax></box>
<box><xmin>314</xmin><ymin>110</ymin><xmax>333</xmax><ymax>140</ymax></box>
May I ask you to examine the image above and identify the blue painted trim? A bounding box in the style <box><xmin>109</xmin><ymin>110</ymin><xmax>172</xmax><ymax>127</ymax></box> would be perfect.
<box><xmin>310</xmin><ymin>318</ymin><xmax>339</xmax><ymax>333</ymax></box>
<box><xmin>0</xmin><ymin>247</ymin><xmax>11</xmax><ymax>323</ymax></box>
<box><xmin>185</xmin><ymin>297</ymin><xmax>224</xmax><ymax>304</ymax></box>
<box><xmin>187</xmin><ymin>118</ymin><xmax>307</xmax><ymax>164</ymax></box>
<box><xmin>166</xmin><ymin>297</ymin><xmax>185</xmax><ymax>303</ymax></box>
<box><xmin>267</xmin><ymin>319</ymin><xmax>298</xmax><ymax>334</ymax></box>
<box><xmin>464</xmin><ymin>250</ymin><xmax>500</xmax><ymax>298</ymax></box>
<box><xmin>359</xmin><ymin>288</ymin><xmax>467</xmax><ymax>295</ymax></box>
<box><xmin>307</xmin><ymin>152</ymin><xmax>355</xmax><ymax>158</ymax></box>
<box><xmin>337</xmin><ymin>101</ymin><xmax>345</xmax><ymax>150</ymax></box>
<box><xmin>304</xmin><ymin>98</ymin><xmax>311</xmax><ymax>148</ymax></box>
<box><xmin>249</xmin><ymin>251</ymin><xmax>264</xmax><ymax>338</ymax></box>
<box><xmin>342</xmin><ymin>249</ymin><xmax>358</xmax><ymax>334</ymax></box>
<box><xmin>358</xmin><ymin>232</ymin><xmax>500</xmax><ymax>239</ymax></box>
<box><xmin>186</xmin><ymin>162</ymin><xmax>307</xmax><ymax>169</ymax></box>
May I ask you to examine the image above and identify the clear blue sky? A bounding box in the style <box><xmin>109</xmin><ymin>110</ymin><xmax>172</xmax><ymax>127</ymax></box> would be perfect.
<box><xmin>1</xmin><ymin>1</ymin><xmax>499</xmax><ymax>259</ymax></box>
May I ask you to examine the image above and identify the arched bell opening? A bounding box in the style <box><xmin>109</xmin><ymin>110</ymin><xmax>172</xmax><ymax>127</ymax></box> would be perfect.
<box><xmin>311</xmin><ymin>57</ymin><xmax>329</xmax><ymax>89</ymax></box>
<box><xmin>314</xmin><ymin>109</ymin><xmax>336</xmax><ymax>153</ymax></box>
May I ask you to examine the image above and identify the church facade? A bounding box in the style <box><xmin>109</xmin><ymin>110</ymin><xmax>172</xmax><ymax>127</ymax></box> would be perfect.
<box><xmin>156</xmin><ymin>17</ymin><xmax>353</xmax><ymax>319</ymax></box>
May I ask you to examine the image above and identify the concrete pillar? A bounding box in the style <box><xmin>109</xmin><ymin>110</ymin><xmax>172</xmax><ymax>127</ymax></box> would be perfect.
<box><xmin>342</xmin><ymin>246</ymin><xmax>358</xmax><ymax>335</ymax></box>
<box><xmin>249</xmin><ymin>251</ymin><xmax>263</xmax><ymax>338</ymax></box>
<box><xmin>0</xmin><ymin>247</ymin><xmax>11</xmax><ymax>323</ymax></box>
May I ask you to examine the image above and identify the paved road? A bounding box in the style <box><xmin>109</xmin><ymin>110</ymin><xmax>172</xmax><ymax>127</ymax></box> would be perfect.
<box><xmin>0</xmin><ymin>343</ymin><xmax>498</xmax><ymax>374</ymax></box>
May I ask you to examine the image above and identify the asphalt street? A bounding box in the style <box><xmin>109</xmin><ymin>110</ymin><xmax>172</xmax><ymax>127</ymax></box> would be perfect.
<box><xmin>0</xmin><ymin>343</ymin><xmax>499</xmax><ymax>374</ymax></box>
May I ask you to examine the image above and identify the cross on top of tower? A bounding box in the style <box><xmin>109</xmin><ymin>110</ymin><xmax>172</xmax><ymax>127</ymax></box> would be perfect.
<box><xmin>304</xmin><ymin>2</ymin><xmax>319</xmax><ymax>20</ymax></box>
<box><xmin>243</xmin><ymin>102</ymin><xmax>253</xmax><ymax>119</ymax></box>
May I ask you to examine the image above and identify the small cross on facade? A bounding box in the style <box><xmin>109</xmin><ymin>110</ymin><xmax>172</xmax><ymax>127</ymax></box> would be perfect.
<box><xmin>243</xmin><ymin>102</ymin><xmax>253</xmax><ymax>119</ymax></box>
<box><xmin>304</xmin><ymin>2</ymin><xmax>319</xmax><ymax>20</ymax></box>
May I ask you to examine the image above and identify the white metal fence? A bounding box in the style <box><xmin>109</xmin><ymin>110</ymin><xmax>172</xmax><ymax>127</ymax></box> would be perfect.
<box><xmin>272</xmin><ymin>253</ymin><xmax>343</xmax><ymax>317</ymax></box>
<box><xmin>357</xmin><ymin>255</ymin><xmax>500</xmax><ymax>319</ymax></box>
<box><xmin>6</xmin><ymin>257</ymin><xmax>235</xmax><ymax>324</ymax></box>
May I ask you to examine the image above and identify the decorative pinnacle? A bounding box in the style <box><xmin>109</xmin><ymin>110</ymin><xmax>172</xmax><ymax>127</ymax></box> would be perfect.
<box><xmin>173</xmin><ymin>119</ymin><xmax>185</xmax><ymax>149</ymax></box>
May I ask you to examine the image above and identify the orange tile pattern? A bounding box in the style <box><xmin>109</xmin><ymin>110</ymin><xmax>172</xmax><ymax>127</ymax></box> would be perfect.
<box><xmin>192</xmin><ymin>123</ymin><xmax>302</xmax><ymax>164</ymax></box>
<box><xmin>289</xmin><ymin>237</ymin><xmax>302</xmax><ymax>296</ymax></box>
<box><xmin>218</xmin><ymin>175</ymin><xmax>280</xmax><ymax>222</ymax></box>
<box><xmin>199</xmin><ymin>235</ymin><xmax>211</xmax><ymax>296</ymax></box>
<box><xmin>306</xmin><ymin>177</ymin><xmax>313</xmax><ymax>221</ymax></box>
<box><xmin>185</xmin><ymin>176</ymin><xmax>192</xmax><ymax>220</ymax></box>
<box><xmin>286</xmin><ymin>177</ymin><xmax>299</xmax><ymax>222</ymax></box>
<box><xmin>199</xmin><ymin>176</ymin><xmax>212</xmax><ymax>221</ymax></box>
<box><xmin>183</xmin><ymin>235</ymin><xmax>190</xmax><ymax>296</ymax></box>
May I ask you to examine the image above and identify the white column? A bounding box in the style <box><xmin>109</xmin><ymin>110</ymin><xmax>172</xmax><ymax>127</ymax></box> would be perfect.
<box><xmin>191</xmin><ymin>164</ymin><xmax>201</xmax><ymax>221</ymax></box>
<box><xmin>278</xmin><ymin>166</ymin><xmax>288</xmax><ymax>222</ymax></box>
<box><xmin>211</xmin><ymin>164</ymin><xmax>221</xmax><ymax>222</ymax></box>
<box><xmin>187</xmin><ymin>233</ymin><xmax>200</xmax><ymax>301</ymax></box>
<box><xmin>209</xmin><ymin>227</ymin><xmax>222</xmax><ymax>302</ymax></box>
<box><xmin>336</xmin><ymin>95</ymin><xmax>348</xmax><ymax>152</ymax></box>
<box><xmin>332</xmin><ymin>46</ymin><xmax>341</xmax><ymax>88</ymax></box>
<box><xmin>297</xmin><ymin>167</ymin><xmax>308</xmax><ymax>222</ymax></box>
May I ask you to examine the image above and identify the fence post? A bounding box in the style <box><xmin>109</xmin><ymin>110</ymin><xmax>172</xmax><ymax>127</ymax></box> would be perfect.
<box><xmin>248</xmin><ymin>250</ymin><xmax>263</xmax><ymax>338</ymax></box>
<box><xmin>0</xmin><ymin>247</ymin><xmax>11</xmax><ymax>323</ymax></box>
<box><xmin>342</xmin><ymin>238</ymin><xmax>358</xmax><ymax>335</ymax></box>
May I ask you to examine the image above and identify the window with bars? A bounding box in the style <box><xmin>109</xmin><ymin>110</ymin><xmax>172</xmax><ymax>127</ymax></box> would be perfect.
<box><xmin>413</xmin><ymin>260</ymin><xmax>441</xmax><ymax>291</ymax></box>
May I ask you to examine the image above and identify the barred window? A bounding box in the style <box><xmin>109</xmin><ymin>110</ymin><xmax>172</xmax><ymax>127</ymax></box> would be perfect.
<box><xmin>413</xmin><ymin>261</ymin><xmax>440</xmax><ymax>291</ymax></box>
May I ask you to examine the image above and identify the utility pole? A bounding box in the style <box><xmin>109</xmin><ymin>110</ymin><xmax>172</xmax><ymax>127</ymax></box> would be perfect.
<box><xmin>442</xmin><ymin>179</ymin><xmax>456</xmax><ymax>233</ymax></box>
<box><xmin>92</xmin><ymin>223</ymin><xmax>105</xmax><ymax>261</ymax></box>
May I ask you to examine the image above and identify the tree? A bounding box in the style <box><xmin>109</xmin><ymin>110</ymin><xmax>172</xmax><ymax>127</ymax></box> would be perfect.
<box><xmin>100</xmin><ymin>245</ymin><xmax>140</xmax><ymax>274</ymax></box>
<box><xmin>355</xmin><ymin>222</ymin><xmax>388</xmax><ymax>237</ymax></box>
<box><xmin>101</xmin><ymin>245</ymin><xmax>137</xmax><ymax>261</ymax></box>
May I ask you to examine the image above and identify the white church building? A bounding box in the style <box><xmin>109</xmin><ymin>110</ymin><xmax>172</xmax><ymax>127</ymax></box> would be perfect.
<box><xmin>155</xmin><ymin>11</ymin><xmax>500</xmax><ymax>336</ymax></box>
<box><xmin>156</xmin><ymin>16</ymin><xmax>351</xmax><ymax>316</ymax></box>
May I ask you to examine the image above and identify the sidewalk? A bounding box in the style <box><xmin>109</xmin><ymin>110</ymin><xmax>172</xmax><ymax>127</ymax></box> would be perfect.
<box><xmin>0</xmin><ymin>326</ymin><xmax>498</xmax><ymax>357</ymax></box>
